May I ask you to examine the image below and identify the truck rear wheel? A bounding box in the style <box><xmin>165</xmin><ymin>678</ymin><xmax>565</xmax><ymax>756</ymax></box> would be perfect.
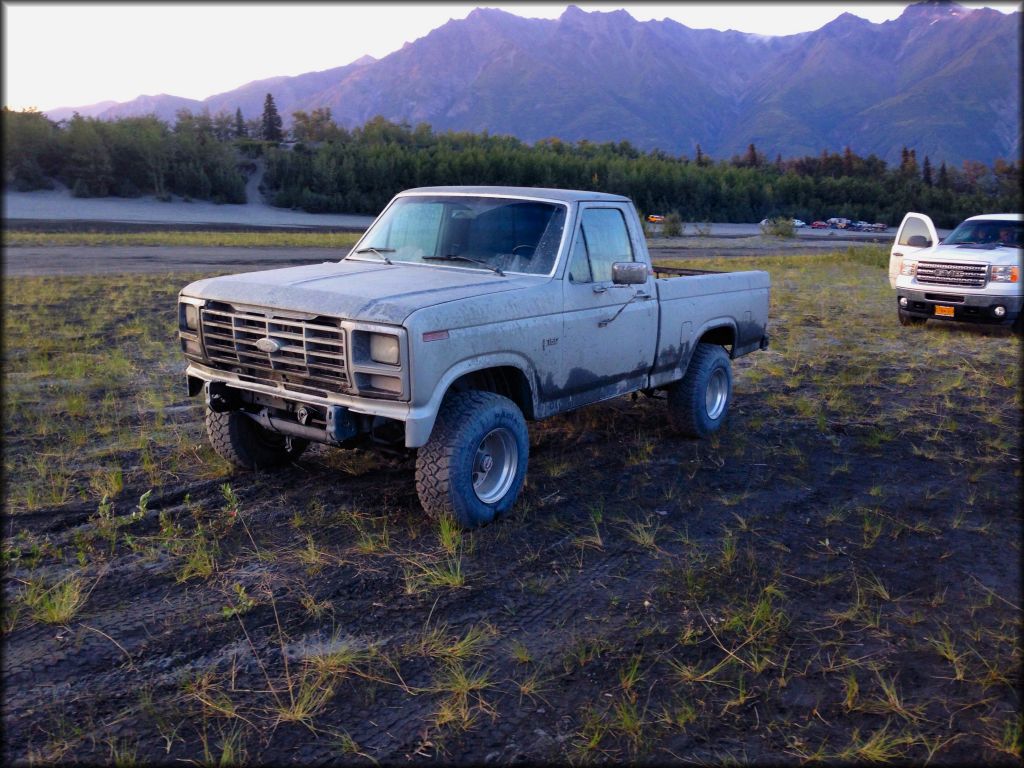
<box><xmin>206</xmin><ymin>409</ymin><xmax>308</xmax><ymax>469</ymax></box>
<box><xmin>898</xmin><ymin>309</ymin><xmax>927</xmax><ymax>326</ymax></box>
<box><xmin>667</xmin><ymin>343</ymin><xmax>732</xmax><ymax>438</ymax></box>
<box><xmin>415</xmin><ymin>391</ymin><xmax>529</xmax><ymax>528</ymax></box>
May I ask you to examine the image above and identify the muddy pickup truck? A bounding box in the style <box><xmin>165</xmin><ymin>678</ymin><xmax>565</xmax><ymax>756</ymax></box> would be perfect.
<box><xmin>890</xmin><ymin>212</ymin><xmax>1022</xmax><ymax>331</ymax></box>
<box><xmin>178</xmin><ymin>186</ymin><xmax>770</xmax><ymax>526</ymax></box>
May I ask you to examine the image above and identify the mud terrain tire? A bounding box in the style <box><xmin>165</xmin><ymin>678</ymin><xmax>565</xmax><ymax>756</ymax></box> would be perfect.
<box><xmin>667</xmin><ymin>343</ymin><xmax>733</xmax><ymax>438</ymax></box>
<box><xmin>206</xmin><ymin>409</ymin><xmax>307</xmax><ymax>469</ymax></box>
<box><xmin>898</xmin><ymin>309</ymin><xmax>927</xmax><ymax>326</ymax></box>
<box><xmin>415</xmin><ymin>391</ymin><xmax>528</xmax><ymax>528</ymax></box>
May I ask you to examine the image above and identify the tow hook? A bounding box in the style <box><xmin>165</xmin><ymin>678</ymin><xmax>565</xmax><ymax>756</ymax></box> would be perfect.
<box><xmin>205</xmin><ymin>381</ymin><xmax>238</xmax><ymax>413</ymax></box>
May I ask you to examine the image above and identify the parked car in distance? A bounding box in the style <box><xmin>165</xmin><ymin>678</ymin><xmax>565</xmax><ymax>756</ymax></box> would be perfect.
<box><xmin>759</xmin><ymin>217</ymin><xmax>804</xmax><ymax>228</ymax></box>
<box><xmin>869</xmin><ymin>222</ymin><xmax>888</xmax><ymax>232</ymax></box>
<box><xmin>646</xmin><ymin>214</ymin><xmax>665</xmax><ymax>223</ymax></box>
<box><xmin>811</xmin><ymin>220</ymin><xmax>828</xmax><ymax>229</ymax></box>
<box><xmin>827</xmin><ymin>217</ymin><xmax>851</xmax><ymax>229</ymax></box>
<box><xmin>890</xmin><ymin>211</ymin><xmax>1022</xmax><ymax>331</ymax></box>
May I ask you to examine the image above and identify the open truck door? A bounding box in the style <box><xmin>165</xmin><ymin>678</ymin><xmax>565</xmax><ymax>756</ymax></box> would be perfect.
<box><xmin>890</xmin><ymin>212</ymin><xmax>939</xmax><ymax>288</ymax></box>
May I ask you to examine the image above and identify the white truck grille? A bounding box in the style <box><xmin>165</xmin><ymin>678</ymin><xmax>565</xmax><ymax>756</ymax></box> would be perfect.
<box><xmin>915</xmin><ymin>261</ymin><xmax>987</xmax><ymax>288</ymax></box>
<box><xmin>200</xmin><ymin>302</ymin><xmax>349</xmax><ymax>395</ymax></box>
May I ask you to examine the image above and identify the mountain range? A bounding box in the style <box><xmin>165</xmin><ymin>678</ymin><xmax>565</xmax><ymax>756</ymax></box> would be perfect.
<box><xmin>43</xmin><ymin>2</ymin><xmax>1021</xmax><ymax>167</ymax></box>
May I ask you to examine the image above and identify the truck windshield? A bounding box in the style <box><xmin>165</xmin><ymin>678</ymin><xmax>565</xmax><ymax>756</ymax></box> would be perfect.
<box><xmin>944</xmin><ymin>219</ymin><xmax>1023</xmax><ymax>248</ymax></box>
<box><xmin>349</xmin><ymin>196</ymin><xmax>568</xmax><ymax>275</ymax></box>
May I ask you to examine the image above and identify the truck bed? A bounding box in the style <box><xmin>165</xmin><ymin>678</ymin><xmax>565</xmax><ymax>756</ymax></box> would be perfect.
<box><xmin>649</xmin><ymin>267</ymin><xmax>771</xmax><ymax>387</ymax></box>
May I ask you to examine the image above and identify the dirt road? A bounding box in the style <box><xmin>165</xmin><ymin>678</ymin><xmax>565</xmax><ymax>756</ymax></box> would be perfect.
<box><xmin>2</xmin><ymin>237</ymin><xmax>886</xmax><ymax>277</ymax></box>
<box><xmin>2</xmin><ymin>245</ymin><xmax>349</xmax><ymax>277</ymax></box>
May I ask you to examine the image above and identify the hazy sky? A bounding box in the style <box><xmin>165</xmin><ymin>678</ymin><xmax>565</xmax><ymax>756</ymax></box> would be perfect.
<box><xmin>3</xmin><ymin>2</ymin><xmax>1021</xmax><ymax>111</ymax></box>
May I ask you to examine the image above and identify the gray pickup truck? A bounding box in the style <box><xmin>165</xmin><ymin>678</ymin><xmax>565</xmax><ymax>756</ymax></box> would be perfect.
<box><xmin>178</xmin><ymin>186</ymin><xmax>770</xmax><ymax>526</ymax></box>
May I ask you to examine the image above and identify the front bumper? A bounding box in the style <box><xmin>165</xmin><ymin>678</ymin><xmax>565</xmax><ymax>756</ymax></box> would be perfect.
<box><xmin>896</xmin><ymin>288</ymin><xmax>1022</xmax><ymax>326</ymax></box>
<box><xmin>186</xmin><ymin>363</ymin><xmax>436</xmax><ymax>448</ymax></box>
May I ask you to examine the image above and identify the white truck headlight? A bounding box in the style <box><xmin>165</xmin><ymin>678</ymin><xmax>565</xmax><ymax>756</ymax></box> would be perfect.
<box><xmin>369</xmin><ymin>333</ymin><xmax>400</xmax><ymax>365</ymax></box>
<box><xmin>899</xmin><ymin>260</ymin><xmax>917</xmax><ymax>277</ymax></box>
<box><xmin>989</xmin><ymin>265</ymin><xmax>1019</xmax><ymax>283</ymax></box>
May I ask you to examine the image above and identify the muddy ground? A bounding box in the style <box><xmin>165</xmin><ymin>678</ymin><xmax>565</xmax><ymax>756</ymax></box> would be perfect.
<box><xmin>2</xmin><ymin>239</ymin><xmax>1021</xmax><ymax>764</ymax></box>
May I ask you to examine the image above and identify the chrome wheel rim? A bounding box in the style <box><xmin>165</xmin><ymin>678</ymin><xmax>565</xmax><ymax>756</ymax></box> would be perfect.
<box><xmin>472</xmin><ymin>427</ymin><xmax>518</xmax><ymax>504</ymax></box>
<box><xmin>705</xmin><ymin>368</ymin><xmax>728</xmax><ymax>421</ymax></box>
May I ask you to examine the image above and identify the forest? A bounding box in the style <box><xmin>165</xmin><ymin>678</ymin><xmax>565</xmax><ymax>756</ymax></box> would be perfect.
<box><xmin>4</xmin><ymin>104</ymin><xmax>1020</xmax><ymax>228</ymax></box>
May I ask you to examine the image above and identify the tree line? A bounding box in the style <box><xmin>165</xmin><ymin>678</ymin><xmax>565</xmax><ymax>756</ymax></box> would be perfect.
<box><xmin>4</xmin><ymin>97</ymin><xmax>1020</xmax><ymax>228</ymax></box>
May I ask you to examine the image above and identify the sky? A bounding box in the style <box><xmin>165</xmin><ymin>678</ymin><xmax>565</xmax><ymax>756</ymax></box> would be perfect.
<box><xmin>2</xmin><ymin>1</ymin><xmax>1021</xmax><ymax>112</ymax></box>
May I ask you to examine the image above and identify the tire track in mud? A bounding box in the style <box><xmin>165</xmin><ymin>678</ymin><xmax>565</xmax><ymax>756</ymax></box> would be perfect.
<box><xmin>5</xmin><ymin>385</ymin><xmax>1019</xmax><ymax>763</ymax></box>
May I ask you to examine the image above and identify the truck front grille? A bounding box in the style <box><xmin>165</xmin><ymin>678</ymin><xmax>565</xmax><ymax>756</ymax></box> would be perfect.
<box><xmin>200</xmin><ymin>302</ymin><xmax>348</xmax><ymax>395</ymax></box>
<box><xmin>915</xmin><ymin>261</ymin><xmax>987</xmax><ymax>288</ymax></box>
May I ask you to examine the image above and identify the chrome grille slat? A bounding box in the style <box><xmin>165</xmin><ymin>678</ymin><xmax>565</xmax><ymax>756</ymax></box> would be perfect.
<box><xmin>200</xmin><ymin>304</ymin><xmax>348</xmax><ymax>393</ymax></box>
<box><xmin>916</xmin><ymin>261</ymin><xmax>987</xmax><ymax>288</ymax></box>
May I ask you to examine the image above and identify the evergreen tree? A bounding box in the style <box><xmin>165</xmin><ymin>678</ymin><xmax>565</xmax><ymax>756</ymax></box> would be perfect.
<box><xmin>937</xmin><ymin>161</ymin><xmax>949</xmax><ymax>189</ymax></box>
<box><xmin>234</xmin><ymin>108</ymin><xmax>247</xmax><ymax>138</ymax></box>
<box><xmin>922</xmin><ymin>155</ymin><xmax>933</xmax><ymax>186</ymax></box>
<box><xmin>261</xmin><ymin>94</ymin><xmax>283</xmax><ymax>143</ymax></box>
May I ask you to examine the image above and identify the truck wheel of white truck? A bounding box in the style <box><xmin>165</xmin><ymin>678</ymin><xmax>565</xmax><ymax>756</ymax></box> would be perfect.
<box><xmin>416</xmin><ymin>391</ymin><xmax>529</xmax><ymax>528</ymax></box>
<box><xmin>898</xmin><ymin>309</ymin><xmax>927</xmax><ymax>326</ymax></box>
<box><xmin>667</xmin><ymin>343</ymin><xmax>733</xmax><ymax>438</ymax></box>
<box><xmin>206</xmin><ymin>409</ymin><xmax>308</xmax><ymax>469</ymax></box>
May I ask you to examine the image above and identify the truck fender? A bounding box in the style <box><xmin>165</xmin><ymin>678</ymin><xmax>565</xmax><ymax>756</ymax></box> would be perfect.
<box><xmin>677</xmin><ymin>318</ymin><xmax>737</xmax><ymax>375</ymax></box>
<box><xmin>404</xmin><ymin>353</ymin><xmax>539</xmax><ymax>448</ymax></box>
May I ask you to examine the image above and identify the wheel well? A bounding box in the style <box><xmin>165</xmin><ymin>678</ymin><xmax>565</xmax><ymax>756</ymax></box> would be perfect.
<box><xmin>698</xmin><ymin>325</ymin><xmax>735</xmax><ymax>353</ymax></box>
<box><xmin>449</xmin><ymin>366</ymin><xmax>535</xmax><ymax>420</ymax></box>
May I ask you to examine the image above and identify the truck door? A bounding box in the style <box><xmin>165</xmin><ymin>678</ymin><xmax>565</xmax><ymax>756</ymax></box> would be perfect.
<box><xmin>560</xmin><ymin>205</ymin><xmax>658</xmax><ymax>407</ymax></box>
<box><xmin>890</xmin><ymin>212</ymin><xmax>939</xmax><ymax>288</ymax></box>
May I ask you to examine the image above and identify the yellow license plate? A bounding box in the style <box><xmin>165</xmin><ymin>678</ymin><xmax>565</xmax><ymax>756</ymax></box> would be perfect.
<box><xmin>935</xmin><ymin>305</ymin><xmax>955</xmax><ymax>318</ymax></box>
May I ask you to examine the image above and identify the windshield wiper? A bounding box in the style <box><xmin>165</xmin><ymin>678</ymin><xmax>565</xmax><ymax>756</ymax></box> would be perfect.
<box><xmin>351</xmin><ymin>247</ymin><xmax>395</xmax><ymax>264</ymax></box>
<box><xmin>423</xmin><ymin>254</ymin><xmax>505</xmax><ymax>276</ymax></box>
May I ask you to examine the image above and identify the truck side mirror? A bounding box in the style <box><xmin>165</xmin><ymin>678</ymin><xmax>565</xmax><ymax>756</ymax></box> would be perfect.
<box><xmin>611</xmin><ymin>262</ymin><xmax>647</xmax><ymax>285</ymax></box>
<box><xmin>906</xmin><ymin>235</ymin><xmax>931</xmax><ymax>248</ymax></box>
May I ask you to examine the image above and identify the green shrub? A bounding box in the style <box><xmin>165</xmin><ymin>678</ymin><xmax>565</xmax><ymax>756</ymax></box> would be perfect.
<box><xmin>761</xmin><ymin>217</ymin><xmax>795</xmax><ymax>237</ymax></box>
<box><xmin>662</xmin><ymin>211</ymin><xmax>684</xmax><ymax>237</ymax></box>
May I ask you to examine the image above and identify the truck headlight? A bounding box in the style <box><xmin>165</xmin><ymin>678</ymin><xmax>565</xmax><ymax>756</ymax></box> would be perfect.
<box><xmin>369</xmin><ymin>333</ymin><xmax>400</xmax><ymax>365</ymax></box>
<box><xmin>989</xmin><ymin>265</ymin><xmax>1019</xmax><ymax>283</ymax></box>
<box><xmin>899</xmin><ymin>260</ymin><xmax>918</xmax><ymax>277</ymax></box>
<box><xmin>179</xmin><ymin>301</ymin><xmax>200</xmax><ymax>331</ymax></box>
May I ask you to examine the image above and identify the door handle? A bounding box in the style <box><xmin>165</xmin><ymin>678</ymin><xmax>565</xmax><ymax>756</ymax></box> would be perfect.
<box><xmin>635</xmin><ymin>291</ymin><xmax>652</xmax><ymax>299</ymax></box>
<box><xmin>592</xmin><ymin>285</ymin><xmax>608</xmax><ymax>294</ymax></box>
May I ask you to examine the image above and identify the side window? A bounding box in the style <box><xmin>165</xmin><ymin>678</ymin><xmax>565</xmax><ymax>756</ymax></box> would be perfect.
<box><xmin>568</xmin><ymin>228</ymin><xmax>592</xmax><ymax>282</ymax></box>
<box><xmin>569</xmin><ymin>208</ymin><xmax>634</xmax><ymax>283</ymax></box>
<box><xmin>898</xmin><ymin>217</ymin><xmax>932</xmax><ymax>247</ymax></box>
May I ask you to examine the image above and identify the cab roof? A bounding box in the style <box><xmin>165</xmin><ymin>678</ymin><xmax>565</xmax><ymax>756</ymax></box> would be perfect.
<box><xmin>964</xmin><ymin>213</ymin><xmax>1022</xmax><ymax>222</ymax></box>
<box><xmin>397</xmin><ymin>186</ymin><xmax>631</xmax><ymax>204</ymax></box>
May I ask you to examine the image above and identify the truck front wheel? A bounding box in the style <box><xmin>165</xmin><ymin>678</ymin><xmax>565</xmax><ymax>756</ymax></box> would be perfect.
<box><xmin>898</xmin><ymin>309</ymin><xmax>927</xmax><ymax>326</ymax></box>
<box><xmin>667</xmin><ymin>343</ymin><xmax>733</xmax><ymax>438</ymax></box>
<box><xmin>206</xmin><ymin>409</ymin><xmax>308</xmax><ymax>469</ymax></box>
<box><xmin>415</xmin><ymin>391</ymin><xmax>529</xmax><ymax>528</ymax></box>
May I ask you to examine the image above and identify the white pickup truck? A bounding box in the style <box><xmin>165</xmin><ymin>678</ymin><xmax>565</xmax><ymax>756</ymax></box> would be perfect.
<box><xmin>890</xmin><ymin>212</ymin><xmax>1022</xmax><ymax>331</ymax></box>
<box><xmin>178</xmin><ymin>187</ymin><xmax>770</xmax><ymax>526</ymax></box>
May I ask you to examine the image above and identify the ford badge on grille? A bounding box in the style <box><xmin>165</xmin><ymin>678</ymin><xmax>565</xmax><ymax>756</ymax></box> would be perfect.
<box><xmin>256</xmin><ymin>337</ymin><xmax>284</xmax><ymax>354</ymax></box>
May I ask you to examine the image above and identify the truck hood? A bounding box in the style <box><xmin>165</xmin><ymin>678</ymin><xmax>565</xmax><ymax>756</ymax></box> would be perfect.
<box><xmin>181</xmin><ymin>259</ymin><xmax>545</xmax><ymax>324</ymax></box>
<box><xmin>926</xmin><ymin>243</ymin><xmax>1022</xmax><ymax>266</ymax></box>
